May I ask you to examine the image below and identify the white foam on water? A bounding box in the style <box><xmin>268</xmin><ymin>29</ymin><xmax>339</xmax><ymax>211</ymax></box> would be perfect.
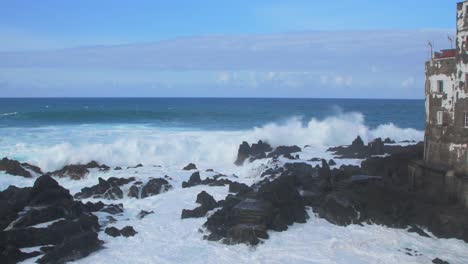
<box><xmin>0</xmin><ymin>112</ymin><xmax>423</xmax><ymax>172</ymax></box>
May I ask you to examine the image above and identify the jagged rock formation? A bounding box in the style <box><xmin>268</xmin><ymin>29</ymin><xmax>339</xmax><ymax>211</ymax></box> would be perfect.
<box><xmin>0</xmin><ymin>175</ymin><xmax>107</xmax><ymax>263</ymax></box>
<box><xmin>46</xmin><ymin>161</ymin><xmax>110</xmax><ymax>180</ymax></box>
<box><xmin>0</xmin><ymin>157</ymin><xmax>43</xmax><ymax>178</ymax></box>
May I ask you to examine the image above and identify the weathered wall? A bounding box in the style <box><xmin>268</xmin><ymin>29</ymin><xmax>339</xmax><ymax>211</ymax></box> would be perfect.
<box><xmin>424</xmin><ymin>1</ymin><xmax>468</xmax><ymax>173</ymax></box>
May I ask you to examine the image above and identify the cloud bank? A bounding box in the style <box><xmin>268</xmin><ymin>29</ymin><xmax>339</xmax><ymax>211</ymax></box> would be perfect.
<box><xmin>0</xmin><ymin>30</ymin><xmax>453</xmax><ymax>98</ymax></box>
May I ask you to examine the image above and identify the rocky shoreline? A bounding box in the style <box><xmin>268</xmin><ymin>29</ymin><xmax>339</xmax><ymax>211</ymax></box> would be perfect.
<box><xmin>0</xmin><ymin>137</ymin><xmax>462</xmax><ymax>264</ymax></box>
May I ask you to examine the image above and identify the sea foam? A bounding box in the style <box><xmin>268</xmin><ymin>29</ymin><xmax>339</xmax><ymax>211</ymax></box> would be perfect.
<box><xmin>0</xmin><ymin>112</ymin><xmax>423</xmax><ymax>172</ymax></box>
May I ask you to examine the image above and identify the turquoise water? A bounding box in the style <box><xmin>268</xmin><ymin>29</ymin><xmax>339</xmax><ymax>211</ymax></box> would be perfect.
<box><xmin>0</xmin><ymin>98</ymin><xmax>424</xmax><ymax>130</ymax></box>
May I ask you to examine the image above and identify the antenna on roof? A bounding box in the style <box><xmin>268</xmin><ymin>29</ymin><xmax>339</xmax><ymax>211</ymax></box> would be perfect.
<box><xmin>448</xmin><ymin>35</ymin><xmax>454</xmax><ymax>49</ymax></box>
<box><xmin>428</xmin><ymin>41</ymin><xmax>433</xmax><ymax>59</ymax></box>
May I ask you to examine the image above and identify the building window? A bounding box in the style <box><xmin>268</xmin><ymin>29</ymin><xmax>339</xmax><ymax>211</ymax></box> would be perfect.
<box><xmin>437</xmin><ymin>80</ymin><xmax>444</xmax><ymax>93</ymax></box>
<box><xmin>465</xmin><ymin>112</ymin><xmax>468</xmax><ymax>128</ymax></box>
<box><xmin>437</xmin><ymin>111</ymin><xmax>444</xmax><ymax>125</ymax></box>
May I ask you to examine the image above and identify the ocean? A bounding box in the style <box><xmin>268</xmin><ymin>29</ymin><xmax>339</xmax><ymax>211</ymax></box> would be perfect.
<box><xmin>0</xmin><ymin>98</ymin><xmax>424</xmax><ymax>172</ymax></box>
<box><xmin>2</xmin><ymin>98</ymin><xmax>468</xmax><ymax>264</ymax></box>
<box><xmin>0</xmin><ymin>98</ymin><xmax>424</xmax><ymax>171</ymax></box>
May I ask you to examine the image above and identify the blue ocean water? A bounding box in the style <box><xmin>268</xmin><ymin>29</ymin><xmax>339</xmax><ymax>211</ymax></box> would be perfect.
<box><xmin>0</xmin><ymin>98</ymin><xmax>425</xmax><ymax>130</ymax></box>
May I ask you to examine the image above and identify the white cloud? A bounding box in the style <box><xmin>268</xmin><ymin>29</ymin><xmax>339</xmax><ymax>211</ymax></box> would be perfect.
<box><xmin>401</xmin><ymin>77</ymin><xmax>415</xmax><ymax>88</ymax></box>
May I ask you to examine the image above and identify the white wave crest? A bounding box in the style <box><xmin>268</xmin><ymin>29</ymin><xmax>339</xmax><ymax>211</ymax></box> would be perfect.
<box><xmin>0</xmin><ymin>112</ymin><xmax>18</xmax><ymax>117</ymax></box>
<box><xmin>1</xmin><ymin>112</ymin><xmax>423</xmax><ymax>172</ymax></box>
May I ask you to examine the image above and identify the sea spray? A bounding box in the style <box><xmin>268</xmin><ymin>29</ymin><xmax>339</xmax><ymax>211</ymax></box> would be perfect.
<box><xmin>0</xmin><ymin>112</ymin><xmax>423</xmax><ymax>172</ymax></box>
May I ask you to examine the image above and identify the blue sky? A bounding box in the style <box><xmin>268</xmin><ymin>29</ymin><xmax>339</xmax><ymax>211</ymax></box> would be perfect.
<box><xmin>0</xmin><ymin>0</ymin><xmax>462</xmax><ymax>98</ymax></box>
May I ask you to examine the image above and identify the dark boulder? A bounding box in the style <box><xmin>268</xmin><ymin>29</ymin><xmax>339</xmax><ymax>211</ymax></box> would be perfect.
<box><xmin>75</xmin><ymin>177</ymin><xmax>135</xmax><ymax>200</ymax></box>
<box><xmin>267</xmin><ymin>145</ymin><xmax>301</xmax><ymax>159</ymax></box>
<box><xmin>47</xmin><ymin>161</ymin><xmax>110</xmax><ymax>180</ymax></box>
<box><xmin>28</xmin><ymin>175</ymin><xmax>73</xmax><ymax>206</ymax></box>
<box><xmin>37</xmin><ymin>231</ymin><xmax>103</xmax><ymax>264</ymax></box>
<box><xmin>121</xmin><ymin>226</ymin><xmax>138</xmax><ymax>237</ymax></box>
<box><xmin>128</xmin><ymin>178</ymin><xmax>172</xmax><ymax>199</ymax></box>
<box><xmin>181</xmin><ymin>191</ymin><xmax>220</xmax><ymax>219</ymax></box>
<box><xmin>383</xmin><ymin>138</ymin><xmax>396</xmax><ymax>144</ymax></box>
<box><xmin>432</xmin><ymin>258</ymin><xmax>450</xmax><ymax>264</ymax></box>
<box><xmin>0</xmin><ymin>157</ymin><xmax>43</xmax><ymax>178</ymax></box>
<box><xmin>183</xmin><ymin>163</ymin><xmax>197</xmax><ymax>170</ymax></box>
<box><xmin>235</xmin><ymin>140</ymin><xmax>272</xmax><ymax>165</ymax></box>
<box><xmin>141</xmin><ymin>178</ymin><xmax>172</xmax><ymax>198</ymax></box>
<box><xmin>137</xmin><ymin>210</ymin><xmax>154</xmax><ymax>219</ymax></box>
<box><xmin>182</xmin><ymin>172</ymin><xmax>202</xmax><ymax>188</ymax></box>
<box><xmin>0</xmin><ymin>245</ymin><xmax>41</xmax><ymax>264</ymax></box>
<box><xmin>105</xmin><ymin>227</ymin><xmax>121</xmax><ymax>237</ymax></box>
<box><xmin>229</xmin><ymin>182</ymin><xmax>252</xmax><ymax>194</ymax></box>
<box><xmin>368</xmin><ymin>138</ymin><xmax>385</xmax><ymax>156</ymax></box>
<box><xmin>234</xmin><ymin>142</ymin><xmax>252</xmax><ymax>166</ymax></box>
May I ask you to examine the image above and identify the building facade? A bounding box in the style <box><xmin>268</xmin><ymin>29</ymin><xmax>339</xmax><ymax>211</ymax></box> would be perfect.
<box><xmin>424</xmin><ymin>1</ymin><xmax>468</xmax><ymax>174</ymax></box>
<box><xmin>409</xmin><ymin>1</ymin><xmax>468</xmax><ymax>207</ymax></box>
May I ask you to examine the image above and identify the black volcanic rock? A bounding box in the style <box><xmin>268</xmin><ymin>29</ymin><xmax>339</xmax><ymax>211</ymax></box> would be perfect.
<box><xmin>181</xmin><ymin>191</ymin><xmax>220</xmax><ymax>219</ymax></box>
<box><xmin>75</xmin><ymin>177</ymin><xmax>136</xmax><ymax>200</ymax></box>
<box><xmin>0</xmin><ymin>157</ymin><xmax>43</xmax><ymax>178</ymax></box>
<box><xmin>37</xmin><ymin>231</ymin><xmax>103</xmax><ymax>264</ymax></box>
<box><xmin>127</xmin><ymin>178</ymin><xmax>172</xmax><ymax>199</ymax></box>
<box><xmin>105</xmin><ymin>227</ymin><xmax>121</xmax><ymax>237</ymax></box>
<box><xmin>137</xmin><ymin>210</ymin><xmax>154</xmax><ymax>219</ymax></box>
<box><xmin>235</xmin><ymin>140</ymin><xmax>272</xmax><ymax>166</ymax></box>
<box><xmin>141</xmin><ymin>178</ymin><xmax>172</xmax><ymax>198</ymax></box>
<box><xmin>203</xmin><ymin>171</ymin><xmax>308</xmax><ymax>245</ymax></box>
<box><xmin>183</xmin><ymin>163</ymin><xmax>197</xmax><ymax>170</ymax></box>
<box><xmin>228</xmin><ymin>182</ymin><xmax>251</xmax><ymax>194</ymax></box>
<box><xmin>46</xmin><ymin>161</ymin><xmax>110</xmax><ymax>180</ymax></box>
<box><xmin>182</xmin><ymin>172</ymin><xmax>202</xmax><ymax>188</ymax></box>
<box><xmin>267</xmin><ymin>145</ymin><xmax>301</xmax><ymax>159</ymax></box>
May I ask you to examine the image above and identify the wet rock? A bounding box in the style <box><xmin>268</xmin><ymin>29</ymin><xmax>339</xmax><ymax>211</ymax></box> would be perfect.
<box><xmin>235</xmin><ymin>140</ymin><xmax>272</xmax><ymax>165</ymax></box>
<box><xmin>75</xmin><ymin>177</ymin><xmax>135</xmax><ymax>200</ymax></box>
<box><xmin>28</xmin><ymin>175</ymin><xmax>73</xmax><ymax>206</ymax></box>
<box><xmin>128</xmin><ymin>178</ymin><xmax>172</xmax><ymax>199</ymax></box>
<box><xmin>182</xmin><ymin>172</ymin><xmax>233</xmax><ymax>188</ymax></box>
<box><xmin>267</xmin><ymin>145</ymin><xmax>301</xmax><ymax>159</ymax></box>
<box><xmin>0</xmin><ymin>157</ymin><xmax>43</xmax><ymax>178</ymax></box>
<box><xmin>105</xmin><ymin>226</ymin><xmax>137</xmax><ymax>237</ymax></box>
<box><xmin>368</xmin><ymin>138</ymin><xmax>385</xmax><ymax>156</ymax></box>
<box><xmin>141</xmin><ymin>178</ymin><xmax>172</xmax><ymax>198</ymax></box>
<box><xmin>182</xmin><ymin>172</ymin><xmax>202</xmax><ymax>188</ymax></box>
<box><xmin>121</xmin><ymin>226</ymin><xmax>138</xmax><ymax>237</ymax></box>
<box><xmin>127</xmin><ymin>164</ymin><xmax>143</xmax><ymax>169</ymax></box>
<box><xmin>37</xmin><ymin>231</ymin><xmax>103</xmax><ymax>264</ymax></box>
<box><xmin>137</xmin><ymin>210</ymin><xmax>154</xmax><ymax>219</ymax></box>
<box><xmin>432</xmin><ymin>258</ymin><xmax>450</xmax><ymax>264</ymax></box>
<box><xmin>383</xmin><ymin>138</ymin><xmax>396</xmax><ymax>144</ymax></box>
<box><xmin>329</xmin><ymin>159</ymin><xmax>337</xmax><ymax>166</ymax></box>
<box><xmin>0</xmin><ymin>175</ymin><xmax>121</xmax><ymax>263</ymax></box>
<box><xmin>204</xmin><ymin>173</ymin><xmax>308</xmax><ymax>245</ymax></box>
<box><xmin>229</xmin><ymin>182</ymin><xmax>251</xmax><ymax>194</ymax></box>
<box><xmin>183</xmin><ymin>163</ymin><xmax>197</xmax><ymax>170</ymax></box>
<box><xmin>100</xmin><ymin>204</ymin><xmax>124</xmax><ymax>215</ymax></box>
<box><xmin>46</xmin><ymin>161</ymin><xmax>110</xmax><ymax>180</ymax></box>
<box><xmin>181</xmin><ymin>191</ymin><xmax>220</xmax><ymax>219</ymax></box>
<box><xmin>105</xmin><ymin>227</ymin><xmax>121</xmax><ymax>237</ymax></box>
<box><xmin>407</xmin><ymin>225</ymin><xmax>431</xmax><ymax>238</ymax></box>
<box><xmin>114</xmin><ymin>166</ymin><xmax>122</xmax><ymax>170</ymax></box>
<box><xmin>0</xmin><ymin>245</ymin><xmax>41</xmax><ymax>264</ymax></box>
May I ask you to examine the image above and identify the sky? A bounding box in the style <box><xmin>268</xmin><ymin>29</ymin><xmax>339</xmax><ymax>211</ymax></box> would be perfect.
<box><xmin>0</xmin><ymin>0</ymin><xmax>462</xmax><ymax>98</ymax></box>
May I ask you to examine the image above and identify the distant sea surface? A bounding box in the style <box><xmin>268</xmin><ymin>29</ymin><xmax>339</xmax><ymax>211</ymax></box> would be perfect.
<box><xmin>0</xmin><ymin>98</ymin><xmax>424</xmax><ymax>130</ymax></box>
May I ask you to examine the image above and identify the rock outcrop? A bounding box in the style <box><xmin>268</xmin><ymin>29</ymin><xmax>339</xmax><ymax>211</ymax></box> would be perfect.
<box><xmin>0</xmin><ymin>175</ymin><xmax>105</xmax><ymax>263</ymax></box>
<box><xmin>47</xmin><ymin>161</ymin><xmax>110</xmax><ymax>180</ymax></box>
<box><xmin>0</xmin><ymin>157</ymin><xmax>43</xmax><ymax>178</ymax></box>
<box><xmin>128</xmin><ymin>178</ymin><xmax>172</xmax><ymax>199</ymax></box>
<box><xmin>181</xmin><ymin>191</ymin><xmax>220</xmax><ymax>219</ymax></box>
<box><xmin>75</xmin><ymin>177</ymin><xmax>136</xmax><ymax>200</ymax></box>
